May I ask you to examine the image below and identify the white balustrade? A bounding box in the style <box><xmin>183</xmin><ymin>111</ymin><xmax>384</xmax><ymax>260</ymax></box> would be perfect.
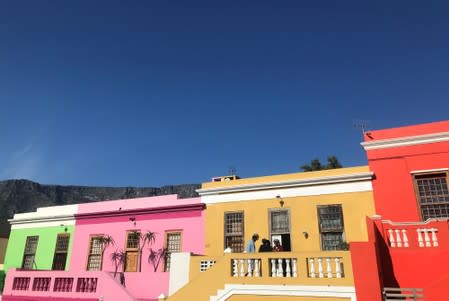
<box><xmin>417</xmin><ymin>229</ymin><xmax>424</xmax><ymax>247</ymax></box>
<box><xmin>402</xmin><ymin>229</ymin><xmax>409</xmax><ymax>247</ymax></box>
<box><xmin>395</xmin><ymin>229</ymin><xmax>403</xmax><ymax>247</ymax></box>
<box><xmin>388</xmin><ymin>229</ymin><xmax>396</xmax><ymax>247</ymax></box>
<box><xmin>232</xmin><ymin>259</ymin><xmax>238</xmax><ymax>277</ymax></box>
<box><xmin>292</xmin><ymin>259</ymin><xmax>298</xmax><ymax>277</ymax></box>
<box><xmin>307</xmin><ymin>257</ymin><xmax>344</xmax><ymax>279</ymax></box>
<box><xmin>417</xmin><ymin>228</ymin><xmax>438</xmax><ymax>248</ymax></box>
<box><xmin>285</xmin><ymin>259</ymin><xmax>291</xmax><ymax>277</ymax></box>
<box><xmin>271</xmin><ymin>259</ymin><xmax>277</xmax><ymax>277</ymax></box>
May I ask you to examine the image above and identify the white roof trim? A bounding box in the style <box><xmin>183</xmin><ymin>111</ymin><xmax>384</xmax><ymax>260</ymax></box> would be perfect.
<box><xmin>410</xmin><ymin>168</ymin><xmax>448</xmax><ymax>174</ymax></box>
<box><xmin>9</xmin><ymin>214</ymin><xmax>75</xmax><ymax>225</ymax></box>
<box><xmin>361</xmin><ymin>131</ymin><xmax>449</xmax><ymax>151</ymax></box>
<box><xmin>197</xmin><ymin>172</ymin><xmax>373</xmax><ymax>196</ymax></box>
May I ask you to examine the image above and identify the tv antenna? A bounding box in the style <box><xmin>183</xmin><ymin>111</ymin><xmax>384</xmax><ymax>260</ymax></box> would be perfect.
<box><xmin>353</xmin><ymin>119</ymin><xmax>371</xmax><ymax>136</ymax></box>
<box><xmin>228</xmin><ymin>166</ymin><xmax>237</xmax><ymax>176</ymax></box>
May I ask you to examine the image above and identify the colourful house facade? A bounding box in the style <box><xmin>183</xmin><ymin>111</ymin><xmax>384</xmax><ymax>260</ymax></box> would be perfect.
<box><xmin>2</xmin><ymin>194</ymin><xmax>205</xmax><ymax>301</ymax></box>
<box><xmin>359</xmin><ymin>120</ymin><xmax>449</xmax><ymax>300</ymax></box>
<box><xmin>167</xmin><ymin>166</ymin><xmax>377</xmax><ymax>301</ymax></box>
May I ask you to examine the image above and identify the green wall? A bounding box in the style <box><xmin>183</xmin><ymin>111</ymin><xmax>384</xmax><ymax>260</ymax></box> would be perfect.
<box><xmin>3</xmin><ymin>225</ymin><xmax>74</xmax><ymax>273</ymax></box>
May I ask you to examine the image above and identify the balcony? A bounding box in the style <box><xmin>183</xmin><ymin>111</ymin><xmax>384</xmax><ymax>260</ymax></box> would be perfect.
<box><xmin>168</xmin><ymin>251</ymin><xmax>354</xmax><ymax>301</ymax></box>
<box><xmin>381</xmin><ymin>219</ymin><xmax>449</xmax><ymax>249</ymax></box>
<box><xmin>2</xmin><ymin>269</ymin><xmax>136</xmax><ymax>301</ymax></box>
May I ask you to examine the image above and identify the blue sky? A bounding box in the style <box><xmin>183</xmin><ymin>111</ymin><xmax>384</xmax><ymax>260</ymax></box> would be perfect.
<box><xmin>1</xmin><ymin>1</ymin><xmax>448</xmax><ymax>186</ymax></box>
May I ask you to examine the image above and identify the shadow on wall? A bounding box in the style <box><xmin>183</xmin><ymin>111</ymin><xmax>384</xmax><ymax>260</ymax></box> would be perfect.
<box><xmin>374</xmin><ymin>224</ymin><xmax>399</xmax><ymax>288</ymax></box>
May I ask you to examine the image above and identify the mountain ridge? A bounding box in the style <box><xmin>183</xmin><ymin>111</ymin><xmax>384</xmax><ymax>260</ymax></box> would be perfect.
<box><xmin>0</xmin><ymin>179</ymin><xmax>200</xmax><ymax>237</ymax></box>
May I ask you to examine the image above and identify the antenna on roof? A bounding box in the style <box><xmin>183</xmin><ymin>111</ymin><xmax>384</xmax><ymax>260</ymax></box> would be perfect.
<box><xmin>228</xmin><ymin>166</ymin><xmax>237</xmax><ymax>176</ymax></box>
<box><xmin>353</xmin><ymin>119</ymin><xmax>371</xmax><ymax>137</ymax></box>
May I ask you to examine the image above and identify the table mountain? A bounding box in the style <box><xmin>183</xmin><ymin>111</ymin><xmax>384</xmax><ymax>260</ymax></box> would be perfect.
<box><xmin>0</xmin><ymin>179</ymin><xmax>200</xmax><ymax>238</ymax></box>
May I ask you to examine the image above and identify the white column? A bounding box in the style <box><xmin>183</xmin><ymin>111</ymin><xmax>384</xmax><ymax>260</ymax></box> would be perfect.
<box><xmin>271</xmin><ymin>259</ymin><xmax>277</xmax><ymax>277</ymax></box>
<box><xmin>431</xmin><ymin>228</ymin><xmax>439</xmax><ymax>247</ymax></box>
<box><xmin>424</xmin><ymin>230</ymin><xmax>431</xmax><ymax>247</ymax></box>
<box><xmin>247</xmin><ymin>259</ymin><xmax>253</xmax><ymax>277</ymax></box>
<box><xmin>326</xmin><ymin>258</ymin><xmax>333</xmax><ymax>278</ymax></box>
<box><xmin>292</xmin><ymin>259</ymin><xmax>298</xmax><ymax>277</ymax></box>
<box><xmin>254</xmin><ymin>259</ymin><xmax>260</xmax><ymax>277</ymax></box>
<box><xmin>285</xmin><ymin>259</ymin><xmax>291</xmax><ymax>277</ymax></box>
<box><xmin>232</xmin><ymin>259</ymin><xmax>238</xmax><ymax>277</ymax></box>
<box><xmin>318</xmin><ymin>258</ymin><xmax>324</xmax><ymax>278</ymax></box>
<box><xmin>395</xmin><ymin>229</ymin><xmax>403</xmax><ymax>247</ymax></box>
<box><xmin>239</xmin><ymin>259</ymin><xmax>245</xmax><ymax>277</ymax></box>
<box><xmin>277</xmin><ymin>258</ymin><xmax>284</xmax><ymax>277</ymax></box>
<box><xmin>335</xmin><ymin>258</ymin><xmax>342</xmax><ymax>278</ymax></box>
<box><xmin>309</xmin><ymin>258</ymin><xmax>316</xmax><ymax>278</ymax></box>
<box><xmin>417</xmin><ymin>229</ymin><xmax>424</xmax><ymax>247</ymax></box>
<box><xmin>402</xmin><ymin>229</ymin><xmax>409</xmax><ymax>247</ymax></box>
<box><xmin>388</xmin><ymin>229</ymin><xmax>396</xmax><ymax>247</ymax></box>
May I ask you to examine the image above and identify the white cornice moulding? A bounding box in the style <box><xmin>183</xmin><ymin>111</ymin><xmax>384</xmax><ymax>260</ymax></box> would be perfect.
<box><xmin>410</xmin><ymin>168</ymin><xmax>448</xmax><ymax>174</ymax></box>
<box><xmin>9</xmin><ymin>214</ymin><xmax>75</xmax><ymax>225</ymax></box>
<box><xmin>361</xmin><ymin>131</ymin><xmax>449</xmax><ymax>151</ymax></box>
<box><xmin>197</xmin><ymin>172</ymin><xmax>373</xmax><ymax>196</ymax></box>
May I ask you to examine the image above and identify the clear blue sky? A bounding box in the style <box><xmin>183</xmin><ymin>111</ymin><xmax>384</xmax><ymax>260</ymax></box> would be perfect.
<box><xmin>1</xmin><ymin>1</ymin><xmax>448</xmax><ymax>186</ymax></box>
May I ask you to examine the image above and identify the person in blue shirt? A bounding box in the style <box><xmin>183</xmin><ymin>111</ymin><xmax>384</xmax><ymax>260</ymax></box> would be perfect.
<box><xmin>245</xmin><ymin>233</ymin><xmax>259</xmax><ymax>253</ymax></box>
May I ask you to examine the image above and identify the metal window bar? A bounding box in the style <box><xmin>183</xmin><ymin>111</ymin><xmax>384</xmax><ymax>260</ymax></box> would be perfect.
<box><xmin>383</xmin><ymin>287</ymin><xmax>424</xmax><ymax>301</ymax></box>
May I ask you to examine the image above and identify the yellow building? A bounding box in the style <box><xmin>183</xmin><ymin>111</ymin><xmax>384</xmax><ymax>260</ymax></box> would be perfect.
<box><xmin>167</xmin><ymin>166</ymin><xmax>375</xmax><ymax>301</ymax></box>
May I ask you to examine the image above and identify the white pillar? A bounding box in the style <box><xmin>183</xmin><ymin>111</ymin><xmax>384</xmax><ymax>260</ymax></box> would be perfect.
<box><xmin>292</xmin><ymin>259</ymin><xmax>298</xmax><ymax>277</ymax></box>
<box><xmin>388</xmin><ymin>229</ymin><xmax>396</xmax><ymax>247</ymax></box>
<box><xmin>271</xmin><ymin>259</ymin><xmax>277</xmax><ymax>277</ymax></box>
<box><xmin>431</xmin><ymin>228</ymin><xmax>439</xmax><ymax>247</ymax></box>
<box><xmin>402</xmin><ymin>229</ymin><xmax>409</xmax><ymax>247</ymax></box>
<box><xmin>309</xmin><ymin>258</ymin><xmax>316</xmax><ymax>278</ymax></box>
<box><xmin>417</xmin><ymin>229</ymin><xmax>424</xmax><ymax>247</ymax></box>
<box><xmin>335</xmin><ymin>258</ymin><xmax>342</xmax><ymax>278</ymax></box>
<box><xmin>247</xmin><ymin>259</ymin><xmax>253</xmax><ymax>277</ymax></box>
<box><xmin>326</xmin><ymin>258</ymin><xmax>333</xmax><ymax>278</ymax></box>
<box><xmin>254</xmin><ymin>259</ymin><xmax>260</xmax><ymax>277</ymax></box>
<box><xmin>395</xmin><ymin>229</ymin><xmax>402</xmax><ymax>247</ymax></box>
<box><xmin>239</xmin><ymin>259</ymin><xmax>245</xmax><ymax>277</ymax></box>
<box><xmin>277</xmin><ymin>258</ymin><xmax>284</xmax><ymax>277</ymax></box>
<box><xmin>285</xmin><ymin>259</ymin><xmax>291</xmax><ymax>277</ymax></box>
<box><xmin>424</xmin><ymin>230</ymin><xmax>431</xmax><ymax>247</ymax></box>
<box><xmin>318</xmin><ymin>258</ymin><xmax>324</xmax><ymax>278</ymax></box>
<box><xmin>232</xmin><ymin>259</ymin><xmax>238</xmax><ymax>277</ymax></box>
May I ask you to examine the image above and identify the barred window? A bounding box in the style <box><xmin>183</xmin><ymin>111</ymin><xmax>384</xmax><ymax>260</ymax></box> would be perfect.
<box><xmin>22</xmin><ymin>236</ymin><xmax>39</xmax><ymax>269</ymax></box>
<box><xmin>224</xmin><ymin>212</ymin><xmax>244</xmax><ymax>253</ymax></box>
<box><xmin>86</xmin><ymin>236</ymin><xmax>103</xmax><ymax>271</ymax></box>
<box><xmin>318</xmin><ymin>205</ymin><xmax>345</xmax><ymax>250</ymax></box>
<box><xmin>270</xmin><ymin>210</ymin><xmax>290</xmax><ymax>234</ymax></box>
<box><xmin>52</xmin><ymin>234</ymin><xmax>70</xmax><ymax>270</ymax></box>
<box><xmin>164</xmin><ymin>231</ymin><xmax>182</xmax><ymax>272</ymax></box>
<box><xmin>415</xmin><ymin>173</ymin><xmax>449</xmax><ymax>220</ymax></box>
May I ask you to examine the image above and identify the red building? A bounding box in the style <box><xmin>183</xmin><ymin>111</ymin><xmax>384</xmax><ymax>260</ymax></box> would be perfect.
<box><xmin>359</xmin><ymin>120</ymin><xmax>449</xmax><ymax>300</ymax></box>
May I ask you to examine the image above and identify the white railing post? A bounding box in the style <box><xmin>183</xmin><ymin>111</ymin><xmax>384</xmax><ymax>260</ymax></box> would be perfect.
<box><xmin>309</xmin><ymin>258</ymin><xmax>316</xmax><ymax>278</ymax></box>
<box><xmin>318</xmin><ymin>258</ymin><xmax>324</xmax><ymax>278</ymax></box>
<box><xmin>239</xmin><ymin>259</ymin><xmax>245</xmax><ymax>277</ymax></box>
<box><xmin>247</xmin><ymin>259</ymin><xmax>253</xmax><ymax>277</ymax></box>
<box><xmin>424</xmin><ymin>230</ymin><xmax>431</xmax><ymax>247</ymax></box>
<box><xmin>431</xmin><ymin>228</ymin><xmax>439</xmax><ymax>247</ymax></box>
<box><xmin>326</xmin><ymin>258</ymin><xmax>333</xmax><ymax>278</ymax></box>
<box><xmin>271</xmin><ymin>259</ymin><xmax>277</xmax><ymax>277</ymax></box>
<box><xmin>395</xmin><ymin>229</ymin><xmax>402</xmax><ymax>247</ymax></box>
<box><xmin>335</xmin><ymin>258</ymin><xmax>342</xmax><ymax>278</ymax></box>
<box><xmin>388</xmin><ymin>229</ymin><xmax>396</xmax><ymax>247</ymax></box>
<box><xmin>292</xmin><ymin>259</ymin><xmax>298</xmax><ymax>277</ymax></box>
<box><xmin>277</xmin><ymin>259</ymin><xmax>284</xmax><ymax>277</ymax></box>
<box><xmin>232</xmin><ymin>259</ymin><xmax>238</xmax><ymax>277</ymax></box>
<box><xmin>402</xmin><ymin>229</ymin><xmax>409</xmax><ymax>247</ymax></box>
<box><xmin>254</xmin><ymin>259</ymin><xmax>260</xmax><ymax>277</ymax></box>
<box><xmin>417</xmin><ymin>229</ymin><xmax>424</xmax><ymax>247</ymax></box>
<box><xmin>285</xmin><ymin>259</ymin><xmax>291</xmax><ymax>277</ymax></box>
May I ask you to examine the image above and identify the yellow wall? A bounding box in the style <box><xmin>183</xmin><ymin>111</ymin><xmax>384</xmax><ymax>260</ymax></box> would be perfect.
<box><xmin>204</xmin><ymin>191</ymin><xmax>375</xmax><ymax>257</ymax></box>
<box><xmin>228</xmin><ymin>296</ymin><xmax>350</xmax><ymax>301</ymax></box>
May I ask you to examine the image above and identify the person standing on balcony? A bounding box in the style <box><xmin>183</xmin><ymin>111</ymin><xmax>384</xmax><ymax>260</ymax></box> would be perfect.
<box><xmin>273</xmin><ymin>239</ymin><xmax>284</xmax><ymax>252</ymax></box>
<box><xmin>245</xmin><ymin>233</ymin><xmax>259</xmax><ymax>253</ymax></box>
<box><xmin>259</xmin><ymin>238</ymin><xmax>273</xmax><ymax>252</ymax></box>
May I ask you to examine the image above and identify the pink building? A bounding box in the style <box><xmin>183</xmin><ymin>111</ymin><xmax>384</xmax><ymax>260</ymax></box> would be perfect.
<box><xmin>3</xmin><ymin>194</ymin><xmax>205</xmax><ymax>301</ymax></box>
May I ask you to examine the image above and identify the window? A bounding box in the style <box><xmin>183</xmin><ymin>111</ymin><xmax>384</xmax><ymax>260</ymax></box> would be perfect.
<box><xmin>164</xmin><ymin>231</ymin><xmax>182</xmax><ymax>272</ymax></box>
<box><xmin>318</xmin><ymin>205</ymin><xmax>345</xmax><ymax>250</ymax></box>
<box><xmin>224</xmin><ymin>212</ymin><xmax>244</xmax><ymax>253</ymax></box>
<box><xmin>22</xmin><ymin>236</ymin><xmax>39</xmax><ymax>269</ymax></box>
<box><xmin>415</xmin><ymin>173</ymin><xmax>449</xmax><ymax>220</ymax></box>
<box><xmin>52</xmin><ymin>234</ymin><xmax>70</xmax><ymax>270</ymax></box>
<box><xmin>86</xmin><ymin>236</ymin><xmax>103</xmax><ymax>271</ymax></box>
<box><xmin>125</xmin><ymin>231</ymin><xmax>140</xmax><ymax>272</ymax></box>
<box><xmin>269</xmin><ymin>209</ymin><xmax>291</xmax><ymax>251</ymax></box>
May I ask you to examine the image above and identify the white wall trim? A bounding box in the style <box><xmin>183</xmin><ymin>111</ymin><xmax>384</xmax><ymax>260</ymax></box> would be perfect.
<box><xmin>361</xmin><ymin>131</ymin><xmax>449</xmax><ymax>151</ymax></box>
<box><xmin>201</xmin><ymin>181</ymin><xmax>372</xmax><ymax>204</ymax></box>
<box><xmin>9</xmin><ymin>204</ymin><xmax>78</xmax><ymax>229</ymax></box>
<box><xmin>197</xmin><ymin>172</ymin><xmax>373</xmax><ymax>196</ymax></box>
<box><xmin>381</xmin><ymin>218</ymin><xmax>449</xmax><ymax>226</ymax></box>
<box><xmin>211</xmin><ymin>284</ymin><xmax>356</xmax><ymax>301</ymax></box>
<box><xmin>410</xmin><ymin>168</ymin><xmax>448</xmax><ymax>174</ymax></box>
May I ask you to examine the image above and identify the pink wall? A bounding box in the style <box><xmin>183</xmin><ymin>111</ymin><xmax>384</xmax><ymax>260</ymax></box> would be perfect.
<box><xmin>70</xmin><ymin>195</ymin><xmax>204</xmax><ymax>300</ymax></box>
